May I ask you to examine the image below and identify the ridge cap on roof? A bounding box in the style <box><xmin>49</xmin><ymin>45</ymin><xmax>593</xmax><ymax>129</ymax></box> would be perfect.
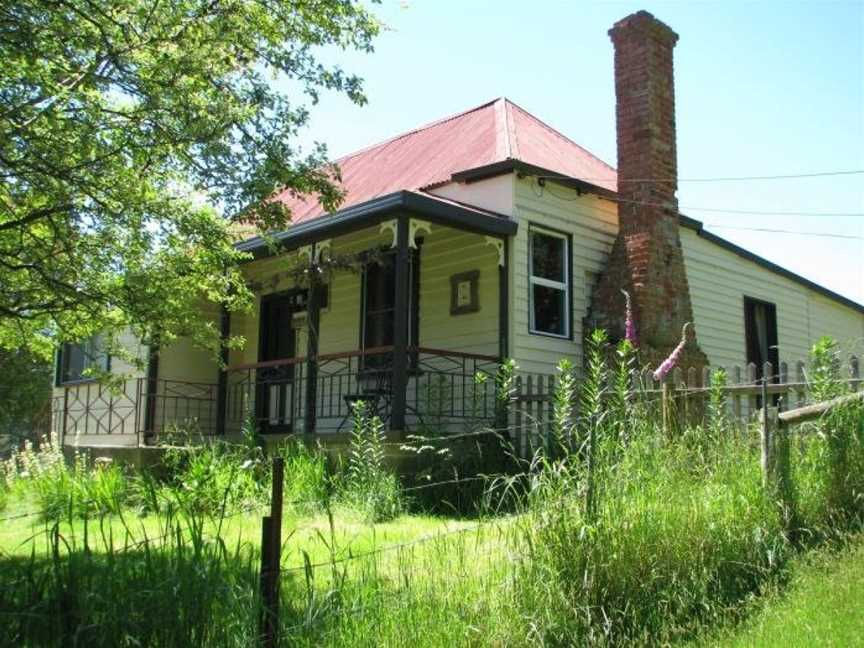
<box><xmin>503</xmin><ymin>98</ymin><xmax>617</xmax><ymax>175</ymax></box>
<box><xmin>332</xmin><ymin>97</ymin><xmax>503</xmax><ymax>166</ymax></box>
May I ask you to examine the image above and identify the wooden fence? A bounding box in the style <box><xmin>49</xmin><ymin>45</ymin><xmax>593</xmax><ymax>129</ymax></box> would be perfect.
<box><xmin>509</xmin><ymin>356</ymin><xmax>861</xmax><ymax>456</ymax></box>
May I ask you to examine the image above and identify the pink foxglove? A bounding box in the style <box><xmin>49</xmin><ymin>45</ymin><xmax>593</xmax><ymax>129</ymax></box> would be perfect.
<box><xmin>652</xmin><ymin>322</ymin><xmax>691</xmax><ymax>382</ymax></box>
<box><xmin>621</xmin><ymin>289</ymin><xmax>637</xmax><ymax>346</ymax></box>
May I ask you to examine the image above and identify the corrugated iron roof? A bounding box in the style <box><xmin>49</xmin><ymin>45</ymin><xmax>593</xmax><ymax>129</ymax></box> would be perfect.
<box><xmin>272</xmin><ymin>97</ymin><xmax>617</xmax><ymax>224</ymax></box>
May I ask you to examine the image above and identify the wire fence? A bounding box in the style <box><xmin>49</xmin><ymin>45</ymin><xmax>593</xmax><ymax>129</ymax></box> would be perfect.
<box><xmin>4</xmin><ymin>380</ymin><xmax>862</xmax><ymax>646</ymax></box>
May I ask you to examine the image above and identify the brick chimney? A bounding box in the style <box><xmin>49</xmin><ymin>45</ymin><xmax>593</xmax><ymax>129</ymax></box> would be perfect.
<box><xmin>589</xmin><ymin>11</ymin><xmax>707</xmax><ymax>370</ymax></box>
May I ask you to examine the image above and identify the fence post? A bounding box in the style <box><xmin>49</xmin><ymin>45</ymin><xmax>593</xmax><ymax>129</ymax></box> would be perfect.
<box><xmin>662</xmin><ymin>382</ymin><xmax>675</xmax><ymax>436</ymax></box>
<box><xmin>259</xmin><ymin>457</ymin><xmax>284</xmax><ymax>647</ymax></box>
<box><xmin>760</xmin><ymin>379</ymin><xmax>771</xmax><ymax>487</ymax></box>
<box><xmin>259</xmin><ymin>516</ymin><xmax>276</xmax><ymax>647</ymax></box>
<box><xmin>762</xmin><ymin>406</ymin><xmax>796</xmax><ymax>538</ymax></box>
<box><xmin>795</xmin><ymin>361</ymin><xmax>806</xmax><ymax>407</ymax></box>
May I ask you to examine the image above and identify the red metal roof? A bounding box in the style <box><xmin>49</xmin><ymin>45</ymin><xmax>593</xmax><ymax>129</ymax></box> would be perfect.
<box><xmin>272</xmin><ymin>97</ymin><xmax>617</xmax><ymax>224</ymax></box>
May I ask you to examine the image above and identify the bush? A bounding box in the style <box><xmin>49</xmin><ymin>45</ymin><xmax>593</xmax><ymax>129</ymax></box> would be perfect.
<box><xmin>796</xmin><ymin>337</ymin><xmax>864</xmax><ymax>528</ymax></box>
<box><xmin>156</xmin><ymin>441</ymin><xmax>268</xmax><ymax>515</ymax></box>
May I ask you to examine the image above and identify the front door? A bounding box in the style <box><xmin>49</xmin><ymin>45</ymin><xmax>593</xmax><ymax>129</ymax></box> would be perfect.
<box><xmin>257</xmin><ymin>291</ymin><xmax>300</xmax><ymax>433</ymax></box>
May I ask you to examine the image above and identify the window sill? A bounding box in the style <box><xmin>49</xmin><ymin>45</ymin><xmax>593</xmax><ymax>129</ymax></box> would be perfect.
<box><xmin>57</xmin><ymin>377</ymin><xmax>100</xmax><ymax>387</ymax></box>
<box><xmin>528</xmin><ymin>329</ymin><xmax>572</xmax><ymax>341</ymax></box>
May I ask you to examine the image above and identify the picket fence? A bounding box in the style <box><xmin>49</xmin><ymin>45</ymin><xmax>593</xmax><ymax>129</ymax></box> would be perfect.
<box><xmin>509</xmin><ymin>356</ymin><xmax>861</xmax><ymax>456</ymax></box>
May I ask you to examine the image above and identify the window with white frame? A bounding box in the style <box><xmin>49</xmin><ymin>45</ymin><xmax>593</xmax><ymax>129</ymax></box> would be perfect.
<box><xmin>529</xmin><ymin>227</ymin><xmax>570</xmax><ymax>337</ymax></box>
<box><xmin>56</xmin><ymin>335</ymin><xmax>109</xmax><ymax>385</ymax></box>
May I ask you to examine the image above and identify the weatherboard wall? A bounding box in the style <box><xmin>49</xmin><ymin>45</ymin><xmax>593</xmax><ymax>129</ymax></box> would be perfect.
<box><xmin>511</xmin><ymin>175</ymin><xmax>618</xmax><ymax>374</ymax></box>
<box><xmin>510</xmin><ymin>174</ymin><xmax>863</xmax><ymax>375</ymax></box>
<box><xmin>680</xmin><ymin>227</ymin><xmax>864</xmax><ymax>369</ymax></box>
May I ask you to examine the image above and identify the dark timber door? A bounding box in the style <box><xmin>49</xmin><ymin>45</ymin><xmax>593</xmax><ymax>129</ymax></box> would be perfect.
<box><xmin>257</xmin><ymin>292</ymin><xmax>299</xmax><ymax>433</ymax></box>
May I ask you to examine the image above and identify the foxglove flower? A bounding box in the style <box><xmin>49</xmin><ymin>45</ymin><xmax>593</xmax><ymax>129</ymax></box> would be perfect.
<box><xmin>652</xmin><ymin>322</ymin><xmax>691</xmax><ymax>382</ymax></box>
<box><xmin>621</xmin><ymin>289</ymin><xmax>637</xmax><ymax>346</ymax></box>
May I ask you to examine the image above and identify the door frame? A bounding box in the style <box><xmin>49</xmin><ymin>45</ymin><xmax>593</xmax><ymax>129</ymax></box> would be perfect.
<box><xmin>256</xmin><ymin>289</ymin><xmax>305</xmax><ymax>433</ymax></box>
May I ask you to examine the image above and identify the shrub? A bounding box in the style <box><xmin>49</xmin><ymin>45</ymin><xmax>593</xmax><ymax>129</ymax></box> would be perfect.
<box><xmin>517</xmin><ymin>413</ymin><xmax>786</xmax><ymax>645</ymax></box>
<box><xmin>157</xmin><ymin>441</ymin><xmax>267</xmax><ymax>515</ymax></box>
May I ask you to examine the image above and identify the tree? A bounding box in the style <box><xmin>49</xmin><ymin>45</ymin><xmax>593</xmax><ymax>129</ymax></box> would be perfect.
<box><xmin>0</xmin><ymin>349</ymin><xmax>52</xmax><ymax>443</ymax></box>
<box><xmin>0</xmin><ymin>0</ymin><xmax>380</xmax><ymax>360</ymax></box>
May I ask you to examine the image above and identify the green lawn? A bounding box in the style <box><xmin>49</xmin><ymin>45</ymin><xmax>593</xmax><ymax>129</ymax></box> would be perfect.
<box><xmin>0</xmin><ymin>501</ymin><xmax>490</xmax><ymax>569</ymax></box>
<box><xmin>698</xmin><ymin>536</ymin><xmax>864</xmax><ymax>648</ymax></box>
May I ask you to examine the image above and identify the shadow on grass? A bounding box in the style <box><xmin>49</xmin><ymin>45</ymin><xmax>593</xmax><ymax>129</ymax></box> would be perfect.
<box><xmin>0</xmin><ymin>525</ymin><xmax>406</xmax><ymax>648</ymax></box>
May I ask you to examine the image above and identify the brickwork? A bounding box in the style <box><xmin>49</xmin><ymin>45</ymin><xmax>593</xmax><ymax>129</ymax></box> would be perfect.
<box><xmin>590</xmin><ymin>11</ymin><xmax>708</xmax><ymax>370</ymax></box>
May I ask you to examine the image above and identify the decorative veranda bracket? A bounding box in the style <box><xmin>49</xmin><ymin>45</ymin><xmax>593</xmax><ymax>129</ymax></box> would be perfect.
<box><xmin>484</xmin><ymin>236</ymin><xmax>505</xmax><ymax>266</ymax></box>
<box><xmin>298</xmin><ymin>239</ymin><xmax>332</xmax><ymax>264</ymax></box>
<box><xmin>379</xmin><ymin>219</ymin><xmax>398</xmax><ymax>248</ymax></box>
<box><xmin>409</xmin><ymin>219</ymin><xmax>432</xmax><ymax>248</ymax></box>
<box><xmin>379</xmin><ymin>219</ymin><xmax>431</xmax><ymax>249</ymax></box>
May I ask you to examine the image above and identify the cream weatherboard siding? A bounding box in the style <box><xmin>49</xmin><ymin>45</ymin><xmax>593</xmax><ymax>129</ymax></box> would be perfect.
<box><xmin>509</xmin><ymin>175</ymin><xmax>862</xmax><ymax>375</ymax></box>
<box><xmin>428</xmin><ymin>174</ymin><xmax>516</xmax><ymax>217</ymax></box>
<box><xmin>680</xmin><ymin>227</ymin><xmax>864</xmax><ymax>369</ymax></box>
<box><xmin>510</xmin><ymin>176</ymin><xmax>618</xmax><ymax>374</ymax></box>
<box><xmin>151</xmin><ymin>306</ymin><xmax>222</xmax><ymax>435</ymax></box>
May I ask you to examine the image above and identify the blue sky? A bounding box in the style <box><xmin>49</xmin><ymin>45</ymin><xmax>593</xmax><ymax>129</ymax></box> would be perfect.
<box><xmin>293</xmin><ymin>0</ymin><xmax>863</xmax><ymax>304</ymax></box>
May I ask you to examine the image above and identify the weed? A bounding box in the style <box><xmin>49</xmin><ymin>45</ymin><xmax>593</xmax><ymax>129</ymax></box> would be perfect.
<box><xmin>340</xmin><ymin>401</ymin><xmax>404</xmax><ymax>523</ymax></box>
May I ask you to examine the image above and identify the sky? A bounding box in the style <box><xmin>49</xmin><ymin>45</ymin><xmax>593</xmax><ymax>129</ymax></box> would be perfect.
<box><xmin>291</xmin><ymin>0</ymin><xmax>864</xmax><ymax>304</ymax></box>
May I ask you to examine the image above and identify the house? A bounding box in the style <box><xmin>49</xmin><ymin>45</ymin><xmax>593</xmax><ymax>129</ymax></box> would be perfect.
<box><xmin>52</xmin><ymin>11</ymin><xmax>864</xmax><ymax>451</ymax></box>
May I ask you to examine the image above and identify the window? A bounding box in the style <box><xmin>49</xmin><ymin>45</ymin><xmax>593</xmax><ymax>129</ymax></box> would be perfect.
<box><xmin>361</xmin><ymin>249</ymin><xmax>420</xmax><ymax>367</ymax></box>
<box><xmin>744</xmin><ymin>297</ymin><xmax>779</xmax><ymax>379</ymax></box>
<box><xmin>56</xmin><ymin>336</ymin><xmax>109</xmax><ymax>385</ymax></box>
<box><xmin>529</xmin><ymin>227</ymin><xmax>570</xmax><ymax>338</ymax></box>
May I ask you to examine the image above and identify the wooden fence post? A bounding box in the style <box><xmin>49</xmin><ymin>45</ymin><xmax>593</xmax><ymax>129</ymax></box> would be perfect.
<box><xmin>514</xmin><ymin>376</ymin><xmax>523</xmax><ymax>458</ymax></box>
<box><xmin>774</xmin><ymin>413</ymin><xmax>795</xmax><ymax>536</ymax></box>
<box><xmin>760</xmin><ymin>379</ymin><xmax>771</xmax><ymax>487</ymax></box>
<box><xmin>733</xmin><ymin>366</ymin><xmax>743</xmax><ymax>431</ymax></box>
<box><xmin>762</xmin><ymin>406</ymin><xmax>796</xmax><ymax>537</ymax></box>
<box><xmin>662</xmin><ymin>382</ymin><xmax>675</xmax><ymax>437</ymax></box>
<box><xmin>795</xmin><ymin>361</ymin><xmax>806</xmax><ymax>407</ymax></box>
<box><xmin>259</xmin><ymin>457</ymin><xmax>285</xmax><ymax>647</ymax></box>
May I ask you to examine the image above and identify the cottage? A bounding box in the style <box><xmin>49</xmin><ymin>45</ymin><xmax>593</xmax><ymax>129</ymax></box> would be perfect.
<box><xmin>53</xmin><ymin>11</ymin><xmax>864</xmax><ymax>450</ymax></box>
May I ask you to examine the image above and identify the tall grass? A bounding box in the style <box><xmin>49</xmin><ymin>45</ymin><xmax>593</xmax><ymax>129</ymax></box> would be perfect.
<box><xmin>338</xmin><ymin>401</ymin><xmax>405</xmax><ymax>522</ymax></box>
<box><xmin>507</xmin><ymin>333</ymin><xmax>862</xmax><ymax>646</ymax></box>
<box><xmin>0</xmin><ymin>510</ymin><xmax>262</xmax><ymax>647</ymax></box>
<box><xmin>1</xmin><ymin>336</ymin><xmax>861</xmax><ymax>646</ymax></box>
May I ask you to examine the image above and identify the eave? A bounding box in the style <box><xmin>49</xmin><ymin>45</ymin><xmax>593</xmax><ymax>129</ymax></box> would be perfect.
<box><xmin>236</xmin><ymin>190</ymin><xmax>517</xmax><ymax>260</ymax></box>
<box><xmin>449</xmin><ymin>159</ymin><xmax>618</xmax><ymax>201</ymax></box>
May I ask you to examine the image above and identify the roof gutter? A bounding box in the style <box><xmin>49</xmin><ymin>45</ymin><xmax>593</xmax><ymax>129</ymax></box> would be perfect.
<box><xmin>450</xmin><ymin>159</ymin><xmax>618</xmax><ymax>201</ymax></box>
<box><xmin>236</xmin><ymin>190</ymin><xmax>517</xmax><ymax>260</ymax></box>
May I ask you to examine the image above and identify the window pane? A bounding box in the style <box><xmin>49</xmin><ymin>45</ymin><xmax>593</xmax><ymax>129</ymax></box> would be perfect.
<box><xmin>63</xmin><ymin>343</ymin><xmax>86</xmax><ymax>382</ymax></box>
<box><xmin>532</xmin><ymin>284</ymin><xmax>567</xmax><ymax>336</ymax></box>
<box><xmin>364</xmin><ymin>311</ymin><xmax>395</xmax><ymax>349</ymax></box>
<box><xmin>365</xmin><ymin>258</ymin><xmax>396</xmax><ymax>312</ymax></box>
<box><xmin>531</xmin><ymin>232</ymin><xmax>565</xmax><ymax>282</ymax></box>
<box><xmin>60</xmin><ymin>336</ymin><xmax>108</xmax><ymax>382</ymax></box>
